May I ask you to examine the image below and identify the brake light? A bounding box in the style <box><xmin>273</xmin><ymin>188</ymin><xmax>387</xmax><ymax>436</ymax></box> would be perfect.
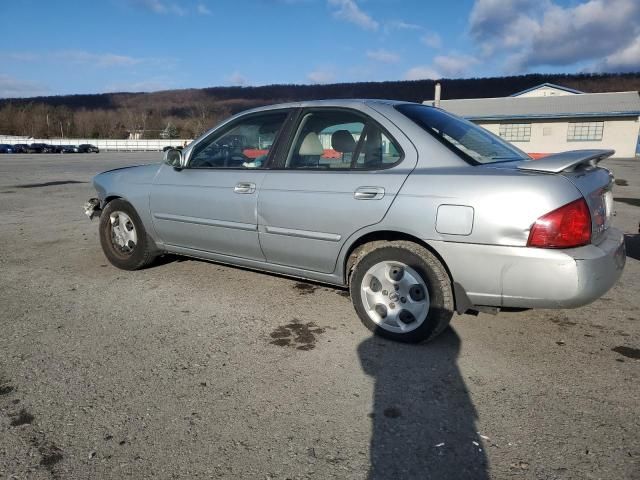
<box><xmin>527</xmin><ymin>198</ymin><xmax>591</xmax><ymax>248</ymax></box>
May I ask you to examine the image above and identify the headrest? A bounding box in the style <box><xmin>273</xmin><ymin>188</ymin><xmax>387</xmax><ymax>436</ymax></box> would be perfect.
<box><xmin>331</xmin><ymin>130</ymin><xmax>356</xmax><ymax>153</ymax></box>
<box><xmin>299</xmin><ymin>132</ymin><xmax>324</xmax><ymax>156</ymax></box>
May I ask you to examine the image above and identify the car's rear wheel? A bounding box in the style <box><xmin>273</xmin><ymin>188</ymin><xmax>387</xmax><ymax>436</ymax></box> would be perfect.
<box><xmin>99</xmin><ymin>199</ymin><xmax>156</xmax><ymax>270</ymax></box>
<box><xmin>349</xmin><ymin>240</ymin><xmax>453</xmax><ymax>343</ymax></box>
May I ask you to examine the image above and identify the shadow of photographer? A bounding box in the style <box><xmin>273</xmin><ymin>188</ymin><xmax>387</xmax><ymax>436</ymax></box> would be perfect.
<box><xmin>358</xmin><ymin>327</ymin><xmax>488</xmax><ymax>479</ymax></box>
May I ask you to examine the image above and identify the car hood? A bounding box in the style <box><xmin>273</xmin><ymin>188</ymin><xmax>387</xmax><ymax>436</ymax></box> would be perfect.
<box><xmin>98</xmin><ymin>163</ymin><xmax>160</xmax><ymax>175</ymax></box>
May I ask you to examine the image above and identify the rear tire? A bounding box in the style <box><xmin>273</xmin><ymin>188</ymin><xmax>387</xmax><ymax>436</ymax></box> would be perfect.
<box><xmin>349</xmin><ymin>240</ymin><xmax>453</xmax><ymax>343</ymax></box>
<box><xmin>99</xmin><ymin>199</ymin><xmax>156</xmax><ymax>270</ymax></box>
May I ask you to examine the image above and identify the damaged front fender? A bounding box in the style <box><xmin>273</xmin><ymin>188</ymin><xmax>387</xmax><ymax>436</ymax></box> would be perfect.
<box><xmin>83</xmin><ymin>198</ymin><xmax>102</xmax><ymax>220</ymax></box>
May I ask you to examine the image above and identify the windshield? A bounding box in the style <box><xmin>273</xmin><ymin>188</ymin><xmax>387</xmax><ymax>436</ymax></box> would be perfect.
<box><xmin>396</xmin><ymin>104</ymin><xmax>529</xmax><ymax>165</ymax></box>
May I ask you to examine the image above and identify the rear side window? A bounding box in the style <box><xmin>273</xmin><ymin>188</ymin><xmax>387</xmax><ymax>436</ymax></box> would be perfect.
<box><xmin>396</xmin><ymin>104</ymin><xmax>529</xmax><ymax>165</ymax></box>
<box><xmin>285</xmin><ymin>110</ymin><xmax>403</xmax><ymax>170</ymax></box>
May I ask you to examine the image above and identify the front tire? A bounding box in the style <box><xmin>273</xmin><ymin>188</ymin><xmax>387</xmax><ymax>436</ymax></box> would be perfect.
<box><xmin>99</xmin><ymin>199</ymin><xmax>156</xmax><ymax>270</ymax></box>
<box><xmin>349</xmin><ymin>241</ymin><xmax>453</xmax><ymax>343</ymax></box>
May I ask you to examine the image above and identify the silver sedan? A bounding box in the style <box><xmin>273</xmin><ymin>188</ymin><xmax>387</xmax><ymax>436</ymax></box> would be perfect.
<box><xmin>85</xmin><ymin>99</ymin><xmax>626</xmax><ymax>343</ymax></box>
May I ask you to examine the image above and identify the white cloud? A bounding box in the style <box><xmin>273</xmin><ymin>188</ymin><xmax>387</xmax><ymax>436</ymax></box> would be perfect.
<box><xmin>54</xmin><ymin>50</ymin><xmax>142</xmax><ymax>67</ymax></box>
<box><xmin>404</xmin><ymin>66</ymin><xmax>440</xmax><ymax>81</ymax></box>
<box><xmin>0</xmin><ymin>74</ymin><xmax>49</xmax><ymax>98</ymax></box>
<box><xmin>385</xmin><ymin>20</ymin><xmax>421</xmax><ymax>31</ymax></box>
<box><xmin>105</xmin><ymin>79</ymin><xmax>172</xmax><ymax>93</ymax></box>
<box><xmin>366</xmin><ymin>49</ymin><xmax>400</xmax><ymax>63</ymax></box>
<box><xmin>597</xmin><ymin>35</ymin><xmax>640</xmax><ymax>72</ymax></box>
<box><xmin>307</xmin><ymin>68</ymin><xmax>336</xmax><ymax>84</ymax></box>
<box><xmin>0</xmin><ymin>51</ymin><xmax>41</xmax><ymax>62</ymax></box>
<box><xmin>227</xmin><ymin>72</ymin><xmax>248</xmax><ymax>86</ymax></box>
<box><xmin>421</xmin><ymin>32</ymin><xmax>442</xmax><ymax>49</ymax></box>
<box><xmin>131</xmin><ymin>0</ymin><xmax>186</xmax><ymax>15</ymax></box>
<box><xmin>403</xmin><ymin>53</ymin><xmax>478</xmax><ymax>81</ymax></box>
<box><xmin>433</xmin><ymin>54</ymin><xmax>478</xmax><ymax>77</ymax></box>
<box><xmin>328</xmin><ymin>0</ymin><xmax>378</xmax><ymax>31</ymax></box>
<box><xmin>197</xmin><ymin>3</ymin><xmax>212</xmax><ymax>15</ymax></box>
<box><xmin>469</xmin><ymin>0</ymin><xmax>640</xmax><ymax>73</ymax></box>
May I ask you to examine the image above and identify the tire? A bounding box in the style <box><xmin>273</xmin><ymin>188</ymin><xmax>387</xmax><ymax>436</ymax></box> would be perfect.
<box><xmin>349</xmin><ymin>240</ymin><xmax>453</xmax><ymax>343</ymax></box>
<box><xmin>99</xmin><ymin>199</ymin><xmax>156</xmax><ymax>270</ymax></box>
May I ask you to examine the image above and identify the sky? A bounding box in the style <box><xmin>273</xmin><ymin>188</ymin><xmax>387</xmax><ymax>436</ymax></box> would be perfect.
<box><xmin>1</xmin><ymin>0</ymin><xmax>639</xmax><ymax>98</ymax></box>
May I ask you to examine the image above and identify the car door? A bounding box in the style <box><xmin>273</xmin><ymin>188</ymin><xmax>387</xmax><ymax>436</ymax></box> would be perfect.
<box><xmin>258</xmin><ymin>107</ymin><xmax>417</xmax><ymax>273</ymax></box>
<box><xmin>149</xmin><ymin>110</ymin><xmax>290</xmax><ymax>260</ymax></box>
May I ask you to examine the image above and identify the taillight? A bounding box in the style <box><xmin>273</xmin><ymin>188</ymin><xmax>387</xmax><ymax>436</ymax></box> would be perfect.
<box><xmin>527</xmin><ymin>198</ymin><xmax>591</xmax><ymax>248</ymax></box>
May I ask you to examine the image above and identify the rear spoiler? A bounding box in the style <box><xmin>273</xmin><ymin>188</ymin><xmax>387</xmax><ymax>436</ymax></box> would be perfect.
<box><xmin>517</xmin><ymin>149</ymin><xmax>615</xmax><ymax>173</ymax></box>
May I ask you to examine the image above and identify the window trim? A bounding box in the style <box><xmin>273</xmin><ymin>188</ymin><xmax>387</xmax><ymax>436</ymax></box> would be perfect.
<box><xmin>186</xmin><ymin>109</ymin><xmax>295</xmax><ymax>170</ymax></box>
<box><xmin>270</xmin><ymin>107</ymin><xmax>405</xmax><ymax>172</ymax></box>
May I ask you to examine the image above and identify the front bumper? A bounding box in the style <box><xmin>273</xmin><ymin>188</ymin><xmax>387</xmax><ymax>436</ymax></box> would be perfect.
<box><xmin>83</xmin><ymin>197</ymin><xmax>101</xmax><ymax>220</ymax></box>
<box><xmin>431</xmin><ymin>228</ymin><xmax>626</xmax><ymax>309</ymax></box>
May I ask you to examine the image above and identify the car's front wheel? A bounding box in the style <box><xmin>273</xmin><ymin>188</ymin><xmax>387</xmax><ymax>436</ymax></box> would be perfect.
<box><xmin>349</xmin><ymin>241</ymin><xmax>454</xmax><ymax>343</ymax></box>
<box><xmin>99</xmin><ymin>199</ymin><xmax>156</xmax><ymax>270</ymax></box>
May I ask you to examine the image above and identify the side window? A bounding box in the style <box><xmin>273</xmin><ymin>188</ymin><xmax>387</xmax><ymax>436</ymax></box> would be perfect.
<box><xmin>286</xmin><ymin>110</ymin><xmax>402</xmax><ymax>170</ymax></box>
<box><xmin>189</xmin><ymin>112</ymin><xmax>287</xmax><ymax>169</ymax></box>
<box><xmin>353</xmin><ymin>126</ymin><xmax>402</xmax><ymax>168</ymax></box>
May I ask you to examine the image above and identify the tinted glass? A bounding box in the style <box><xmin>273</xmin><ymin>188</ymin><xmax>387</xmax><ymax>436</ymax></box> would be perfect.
<box><xmin>397</xmin><ymin>104</ymin><xmax>529</xmax><ymax>164</ymax></box>
<box><xmin>190</xmin><ymin>112</ymin><xmax>287</xmax><ymax>169</ymax></box>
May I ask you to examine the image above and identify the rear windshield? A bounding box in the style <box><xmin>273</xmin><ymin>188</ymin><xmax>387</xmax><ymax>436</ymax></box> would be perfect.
<box><xmin>396</xmin><ymin>104</ymin><xmax>529</xmax><ymax>165</ymax></box>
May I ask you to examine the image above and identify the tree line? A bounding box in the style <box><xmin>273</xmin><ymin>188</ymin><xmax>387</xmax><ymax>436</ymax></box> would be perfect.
<box><xmin>0</xmin><ymin>72</ymin><xmax>638</xmax><ymax>139</ymax></box>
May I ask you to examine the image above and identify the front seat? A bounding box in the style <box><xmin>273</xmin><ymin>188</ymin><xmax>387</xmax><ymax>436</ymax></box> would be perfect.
<box><xmin>291</xmin><ymin>132</ymin><xmax>324</xmax><ymax>168</ymax></box>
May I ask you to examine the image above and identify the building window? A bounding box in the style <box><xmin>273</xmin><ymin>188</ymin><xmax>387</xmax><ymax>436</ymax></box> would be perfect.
<box><xmin>567</xmin><ymin>121</ymin><xmax>604</xmax><ymax>141</ymax></box>
<box><xmin>499</xmin><ymin>123</ymin><xmax>531</xmax><ymax>142</ymax></box>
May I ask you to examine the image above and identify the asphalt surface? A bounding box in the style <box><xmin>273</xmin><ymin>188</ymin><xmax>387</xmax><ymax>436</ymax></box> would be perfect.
<box><xmin>0</xmin><ymin>152</ymin><xmax>638</xmax><ymax>480</ymax></box>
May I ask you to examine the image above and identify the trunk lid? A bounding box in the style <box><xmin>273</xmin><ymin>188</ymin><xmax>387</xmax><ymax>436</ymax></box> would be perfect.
<box><xmin>493</xmin><ymin>150</ymin><xmax>616</xmax><ymax>245</ymax></box>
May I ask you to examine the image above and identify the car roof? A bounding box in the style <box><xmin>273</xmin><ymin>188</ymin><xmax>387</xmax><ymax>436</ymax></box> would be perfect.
<box><xmin>241</xmin><ymin>98</ymin><xmax>415</xmax><ymax>115</ymax></box>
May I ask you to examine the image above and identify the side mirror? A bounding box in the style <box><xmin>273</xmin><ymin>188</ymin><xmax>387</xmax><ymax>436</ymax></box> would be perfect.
<box><xmin>164</xmin><ymin>148</ymin><xmax>183</xmax><ymax>170</ymax></box>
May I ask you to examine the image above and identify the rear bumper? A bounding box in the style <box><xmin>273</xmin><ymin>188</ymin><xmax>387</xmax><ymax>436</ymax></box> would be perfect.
<box><xmin>431</xmin><ymin>228</ymin><xmax>626</xmax><ymax>309</ymax></box>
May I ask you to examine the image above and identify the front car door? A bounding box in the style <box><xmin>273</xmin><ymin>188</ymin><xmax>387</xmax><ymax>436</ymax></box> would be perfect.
<box><xmin>258</xmin><ymin>105</ymin><xmax>417</xmax><ymax>273</ymax></box>
<box><xmin>150</xmin><ymin>110</ymin><xmax>290</xmax><ymax>260</ymax></box>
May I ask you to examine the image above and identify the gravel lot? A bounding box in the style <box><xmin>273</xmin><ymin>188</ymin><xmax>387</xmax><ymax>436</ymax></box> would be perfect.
<box><xmin>0</xmin><ymin>152</ymin><xmax>638</xmax><ymax>479</ymax></box>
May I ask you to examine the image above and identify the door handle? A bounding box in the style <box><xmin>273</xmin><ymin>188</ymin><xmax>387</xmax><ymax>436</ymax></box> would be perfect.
<box><xmin>354</xmin><ymin>186</ymin><xmax>385</xmax><ymax>200</ymax></box>
<box><xmin>234</xmin><ymin>182</ymin><xmax>256</xmax><ymax>194</ymax></box>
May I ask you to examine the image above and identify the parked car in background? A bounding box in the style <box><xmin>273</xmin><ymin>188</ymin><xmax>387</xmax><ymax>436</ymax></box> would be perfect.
<box><xmin>29</xmin><ymin>143</ymin><xmax>51</xmax><ymax>153</ymax></box>
<box><xmin>0</xmin><ymin>144</ymin><xmax>14</xmax><ymax>153</ymax></box>
<box><xmin>11</xmin><ymin>144</ymin><xmax>29</xmax><ymax>153</ymax></box>
<box><xmin>78</xmin><ymin>144</ymin><xmax>100</xmax><ymax>153</ymax></box>
<box><xmin>84</xmin><ymin>99</ymin><xmax>626</xmax><ymax>343</ymax></box>
<box><xmin>48</xmin><ymin>144</ymin><xmax>65</xmax><ymax>153</ymax></box>
<box><xmin>62</xmin><ymin>145</ymin><xmax>79</xmax><ymax>153</ymax></box>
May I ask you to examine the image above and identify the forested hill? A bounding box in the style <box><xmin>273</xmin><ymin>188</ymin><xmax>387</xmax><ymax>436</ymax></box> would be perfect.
<box><xmin>1</xmin><ymin>72</ymin><xmax>639</xmax><ymax>140</ymax></box>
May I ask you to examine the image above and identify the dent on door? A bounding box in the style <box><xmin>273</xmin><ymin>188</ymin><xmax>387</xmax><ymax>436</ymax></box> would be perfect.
<box><xmin>257</xmin><ymin>172</ymin><xmax>406</xmax><ymax>273</ymax></box>
<box><xmin>150</xmin><ymin>164</ymin><xmax>266</xmax><ymax>260</ymax></box>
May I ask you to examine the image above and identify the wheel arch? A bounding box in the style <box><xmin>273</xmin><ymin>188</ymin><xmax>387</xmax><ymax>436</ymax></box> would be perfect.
<box><xmin>102</xmin><ymin>194</ymin><xmax>122</xmax><ymax>207</ymax></box>
<box><xmin>342</xmin><ymin>230</ymin><xmax>470</xmax><ymax>314</ymax></box>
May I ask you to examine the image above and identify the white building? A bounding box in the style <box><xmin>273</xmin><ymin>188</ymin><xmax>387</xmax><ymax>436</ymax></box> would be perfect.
<box><xmin>428</xmin><ymin>83</ymin><xmax>640</xmax><ymax>158</ymax></box>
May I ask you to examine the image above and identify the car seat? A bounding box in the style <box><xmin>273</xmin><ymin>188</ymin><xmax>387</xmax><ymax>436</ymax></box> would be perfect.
<box><xmin>291</xmin><ymin>132</ymin><xmax>324</xmax><ymax>168</ymax></box>
<box><xmin>331</xmin><ymin>129</ymin><xmax>356</xmax><ymax>159</ymax></box>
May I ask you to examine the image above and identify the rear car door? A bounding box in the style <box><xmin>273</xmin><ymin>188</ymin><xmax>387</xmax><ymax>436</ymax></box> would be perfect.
<box><xmin>258</xmin><ymin>107</ymin><xmax>417</xmax><ymax>273</ymax></box>
<box><xmin>149</xmin><ymin>110</ymin><xmax>290</xmax><ymax>260</ymax></box>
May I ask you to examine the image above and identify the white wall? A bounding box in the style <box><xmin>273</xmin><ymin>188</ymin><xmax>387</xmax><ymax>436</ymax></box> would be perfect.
<box><xmin>0</xmin><ymin>137</ymin><xmax>190</xmax><ymax>151</ymax></box>
<box><xmin>476</xmin><ymin>116</ymin><xmax>640</xmax><ymax>158</ymax></box>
